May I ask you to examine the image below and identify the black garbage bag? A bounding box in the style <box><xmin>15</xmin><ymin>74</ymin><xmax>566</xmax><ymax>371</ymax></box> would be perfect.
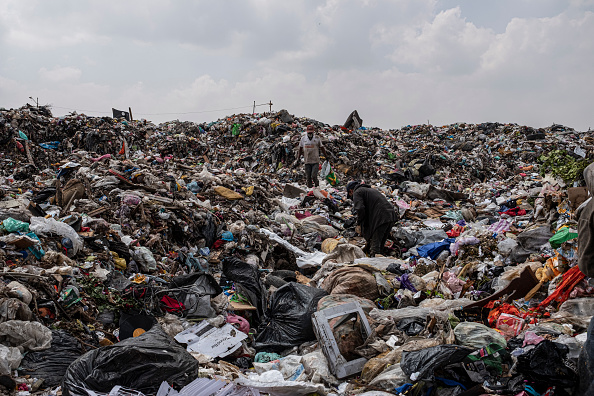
<box><xmin>392</xmin><ymin>228</ymin><xmax>419</xmax><ymax>249</ymax></box>
<box><xmin>516</xmin><ymin>340</ymin><xmax>577</xmax><ymax>389</ymax></box>
<box><xmin>62</xmin><ymin>326</ymin><xmax>199</xmax><ymax>396</ymax></box>
<box><xmin>222</xmin><ymin>257</ymin><xmax>266</xmax><ymax>323</ymax></box>
<box><xmin>401</xmin><ymin>345</ymin><xmax>473</xmax><ymax>381</ymax></box>
<box><xmin>254</xmin><ymin>282</ymin><xmax>327</xmax><ymax>352</ymax></box>
<box><xmin>167</xmin><ymin>273</ymin><xmax>223</xmax><ymax>318</ymax></box>
<box><xmin>19</xmin><ymin>331</ymin><xmax>83</xmax><ymax>387</ymax></box>
<box><xmin>397</xmin><ymin>317</ymin><xmax>426</xmax><ymax>336</ymax></box>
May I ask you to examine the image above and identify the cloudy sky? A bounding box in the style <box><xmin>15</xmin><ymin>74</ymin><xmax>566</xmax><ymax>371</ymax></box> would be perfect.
<box><xmin>1</xmin><ymin>0</ymin><xmax>593</xmax><ymax>130</ymax></box>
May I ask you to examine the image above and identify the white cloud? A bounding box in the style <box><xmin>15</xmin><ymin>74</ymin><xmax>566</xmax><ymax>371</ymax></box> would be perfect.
<box><xmin>38</xmin><ymin>66</ymin><xmax>82</xmax><ymax>83</ymax></box>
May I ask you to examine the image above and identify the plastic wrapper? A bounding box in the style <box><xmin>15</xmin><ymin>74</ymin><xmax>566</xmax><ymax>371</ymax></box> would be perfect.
<box><xmin>254</xmin><ymin>282</ymin><xmax>327</xmax><ymax>351</ymax></box>
<box><xmin>0</xmin><ymin>320</ymin><xmax>52</xmax><ymax>351</ymax></box>
<box><xmin>62</xmin><ymin>326</ymin><xmax>199</xmax><ymax>396</ymax></box>
<box><xmin>1</xmin><ymin>217</ymin><xmax>29</xmax><ymax>232</ymax></box>
<box><xmin>453</xmin><ymin>322</ymin><xmax>507</xmax><ymax>349</ymax></box>
<box><xmin>495</xmin><ymin>313</ymin><xmax>524</xmax><ymax>339</ymax></box>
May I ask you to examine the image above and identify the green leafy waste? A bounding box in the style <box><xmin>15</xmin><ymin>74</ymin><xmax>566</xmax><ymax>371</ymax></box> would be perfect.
<box><xmin>538</xmin><ymin>150</ymin><xmax>593</xmax><ymax>183</ymax></box>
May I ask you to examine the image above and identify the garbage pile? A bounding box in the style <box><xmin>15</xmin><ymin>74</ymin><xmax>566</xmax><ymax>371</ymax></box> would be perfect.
<box><xmin>1</xmin><ymin>103</ymin><xmax>594</xmax><ymax>395</ymax></box>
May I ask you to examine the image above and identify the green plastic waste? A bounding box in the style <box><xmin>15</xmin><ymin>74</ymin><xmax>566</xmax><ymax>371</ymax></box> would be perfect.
<box><xmin>232</xmin><ymin>123</ymin><xmax>240</xmax><ymax>136</ymax></box>
<box><xmin>18</xmin><ymin>130</ymin><xmax>28</xmax><ymax>140</ymax></box>
<box><xmin>1</xmin><ymin>217</ymin><xmax>29</xmax><ymax>233</ymax></box>
<box><xmin>549</xmin><ymin>227</ymin><xmax>578</xmax><ymax>249</ymax></box>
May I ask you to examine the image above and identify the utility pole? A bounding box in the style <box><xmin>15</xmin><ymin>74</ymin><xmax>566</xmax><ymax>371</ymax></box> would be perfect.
<box><xmin>268</xmin><ymin>100</ymin><xmax>273</xmax><ymax>114</ymax></box>
<box><xmin>253</xmin><ymin>101</ymin><xmax>256</xmax><ymax>115</ymax></box>
<box><xmin>29</xmin><ymin>96</ymin><xmax>38</xmax><ymax>108</ymax></box>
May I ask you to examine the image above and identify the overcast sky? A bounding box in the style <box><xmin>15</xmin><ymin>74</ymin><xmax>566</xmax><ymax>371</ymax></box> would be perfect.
<box><xmin>1</xmin><ymin>0</ymin><xmax>593</xmax><ymax>130</ymax></box>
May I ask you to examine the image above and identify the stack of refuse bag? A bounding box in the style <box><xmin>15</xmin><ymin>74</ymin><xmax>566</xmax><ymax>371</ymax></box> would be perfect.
<box><xmin>0</xmin><ymin>103</ymin><xmax>593</xmax><ymax>395</ymax></box>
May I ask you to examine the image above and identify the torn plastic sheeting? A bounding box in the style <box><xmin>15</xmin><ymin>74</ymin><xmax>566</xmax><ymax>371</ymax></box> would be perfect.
<box><xmin>0</xmin><ymin>320</ymin><xmax>52</xmax><ymax>351</ymax></box>
<box><xmin>174</xmin><ymin>321</ymin><xmax>247</xmax><ymax>358</ymax></box>
<box><xmin>235</xmin><ymin>370</ymin><xmax>326</xmax><ymax>396</ymax></box>
<box><xmin>259</xmin><ymin>228</ymin><xmax>326</xmax><ymax>268</ymax></box>
<box><xmin>156</xmin><ymin>378</ymin><xmax>259</xmax><ymax>396</ymax></box>
<box><xmin>19</xmin><ymin>330</ymin><xmax>83</xmax><ymax>387</ymax></box>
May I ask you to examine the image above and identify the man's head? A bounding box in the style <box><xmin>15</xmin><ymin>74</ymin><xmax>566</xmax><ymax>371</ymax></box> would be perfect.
<box><xmin>346</xmin><ymin>180</ymin><xmax>361</xmax><ymax>198</ymax></box>
<box><xmin>306</xmin><ymin>124</ymin><xmax>315</xmax><ymax>139</ymax></box>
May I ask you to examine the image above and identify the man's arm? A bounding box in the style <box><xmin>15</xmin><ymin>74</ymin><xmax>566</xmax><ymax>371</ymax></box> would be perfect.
<box><xmin>353</xmin><ymin>192</ymin><xmax>366</xmax><ymax>225</ymax></box>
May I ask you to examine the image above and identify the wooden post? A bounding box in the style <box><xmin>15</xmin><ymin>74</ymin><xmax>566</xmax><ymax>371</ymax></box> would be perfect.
<box><xmin>128</xmin><ymin>107</ymin><xmax>133</xmax><ymax>121</ymax></box>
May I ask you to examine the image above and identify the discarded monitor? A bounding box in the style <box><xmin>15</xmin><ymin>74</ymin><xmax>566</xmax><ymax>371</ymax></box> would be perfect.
<box><xmin>312</xmin><ymin>301</ymin><xmax>372</xmax><ymax>379</ymax></box>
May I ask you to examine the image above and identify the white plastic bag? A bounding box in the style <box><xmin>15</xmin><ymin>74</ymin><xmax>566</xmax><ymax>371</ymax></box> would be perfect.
<box><xmin>0</xmin><ymin>344</ymin><xmax>22</xmax><ymax>375</ymax></box>
<box><xmin>29</xmin><ymin>216</ymin><xmax>83</xmax><ymax>254</ymax></box>
<box><xmin>320</xmin><ymin>161</ymin><xmax>331</xmax><ymax>178</ymax></box>
<box><xmin>0</xmin><ymin>320</ymin><xmax>52</xmax><ymax>351</ymax></box>
<box><xmin>132</xmin><ymin>247</ymin><xmax>157</xmax><ymax>272</ymax></box>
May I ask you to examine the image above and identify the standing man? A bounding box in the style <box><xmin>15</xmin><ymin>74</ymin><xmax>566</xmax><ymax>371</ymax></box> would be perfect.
<box><xmin>295</xmin><ymin>124</ymin><xmax>328</xmax><ymax>188</ymax></box>
<box><xmin>347</xmin><ymin>180</ymin><xmax>398</xmax><ymax>257</ymax></box>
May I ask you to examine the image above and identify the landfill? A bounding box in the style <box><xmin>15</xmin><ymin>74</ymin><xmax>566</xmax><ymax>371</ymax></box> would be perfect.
<box><xmin>0</xmin><ymin>103</ymin><xmax>593</xmax><ymax>395</ymax></box>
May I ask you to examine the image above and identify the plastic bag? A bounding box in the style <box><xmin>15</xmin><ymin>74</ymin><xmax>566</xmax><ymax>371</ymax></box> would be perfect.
<box><xmin>320</xmin><ymin>161</ymin><xmax>331</xmax><ymax>178</ymax></box>
<box><xmin>254</xmin><ymin>282</ymin><xmax>327</xmax><ymax>352</ymax></box>
<box><xmin>1</xmin><ymin>217</ymin><xmax>29</xmax><ymax>232</ymax></box>
<box><xmin>29</xmin><ymin>217</ymin><xmax>83</xmax><ymax>254</ymax></box>
<box><xmin>235</xmin><ymin>370</ymin><xmax>325</xmax><ymax>396</ymax></box>
<box><xmin>0</xmin><ymin>297</ymin><xmax>32</xmax><ymax>322</ymax></box>
<box><xmin>368</xmin><ymin>363</ymin><xmax>410</xmax><ymax>391</ymax></box>
<box><xmin>516</xmin><ymin>340</ymin><xmax>577</xmax><ymax>388</ymax></box>
<box><xmin>450</xmin><ymin>236</ymin><xmax>480</xmax><ymax>255</ymax></box>
<box><xmin>222</xmin><ymin>257</ymin><xmax>266</xmax><ymax>323</ymax></box>
<box><xmin>453</xmin><ymin>322</ymin><xmax>507</xmax><ymax>349</ymax></box>
<box><xmin>0</xmin><ymin>320</ymin><xmax>52</xmax><ymax>351</ymax></box>
<box><xmin>0</xmin><ymin>344</ymin><xmax>22</xmax><ymax>376</ymax></box>
<box><xmin>19</xmin><ymin>331</ymin><xmax>83</xmax><ymax>387</ymax></box>
<box><xmin>62</xmin><ymin>326</ymin><xmax>199</xmax><ymax>396</ymax></box>
<box><xmin>166</xmin><ymin>273</ymin><xmax>223</xmax><ymax>318</ymax></box>
<box><xmin>401</xmin><ymin>344</ymin><xmax>473</xmax><ymax>381</ymax></box>
<box><xmin>301</xmin><ymin>349</ymin><xmax>339</xmax><ymax>386</ymax></box>
<box><xmin>7</xmin><ymin>281</ymin><xmax>32</xmax><ymax>304</ymax></box>
<box><xmin>497</xmin><ymin>238</ymin><xmax>518</xmax><ymax>257</ymax></box>
<box><xmin>132</xmin><ymin>247</ymin><xmax>157</xmax><ymax>272</ymax></box>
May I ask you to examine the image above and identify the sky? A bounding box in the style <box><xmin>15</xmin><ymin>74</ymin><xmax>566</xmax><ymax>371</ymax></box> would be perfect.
<box><xmin>1</xmin><ymin>0</ymin><xmax>593</xmax><ymax>130</ymax></box>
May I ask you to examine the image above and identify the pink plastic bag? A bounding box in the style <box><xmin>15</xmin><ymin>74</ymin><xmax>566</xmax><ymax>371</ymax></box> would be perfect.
<box><xmin>226</xmin><ymin>313</ymin><xmax>250</xmax><ymax>334</ymax></box>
